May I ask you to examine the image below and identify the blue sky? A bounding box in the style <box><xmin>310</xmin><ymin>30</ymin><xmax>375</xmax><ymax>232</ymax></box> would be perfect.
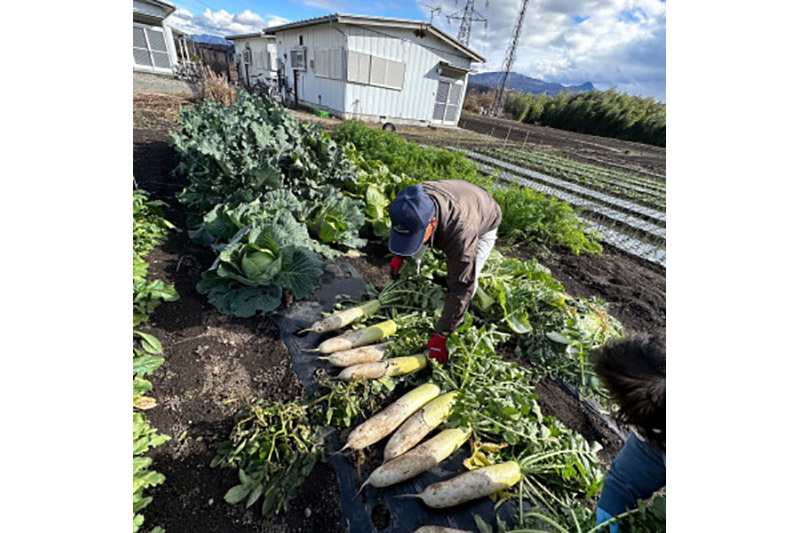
<box><xmin>168</xmin><ymin>0</ymin><xmax>667</xmax><ymax>102</ymax></box>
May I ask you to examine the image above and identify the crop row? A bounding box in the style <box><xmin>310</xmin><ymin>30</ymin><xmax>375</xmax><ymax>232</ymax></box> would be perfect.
<box><xmin>459</xmin><ymin>150</ymin><xmax>666</xmax><ymax>266</ymax></box>
<box><xmin>481</xmin><ymin>147</ymin><xmax>666</xmax><ymax>208</ymax></box>
<box><xmin>132</xmin><ymin>191</ymin><xmax>177</xmax><ymax>533</ymax></box>
<box><xmin>503</xmin><ymin>147</ymin><xmax>666</xmax><ymax>191</ymax></box>
<box><xmin>462</xmin><ymin>149</ymin><xmax>666</xmax><ymax>226</ymax></box>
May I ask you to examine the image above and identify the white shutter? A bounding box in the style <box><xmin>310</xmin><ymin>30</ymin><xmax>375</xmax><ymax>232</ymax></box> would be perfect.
<box><xmin>315</xmin><ymin>49</ymin><xmax>329</xmax><ymax>78</ymax></box>
<box><xmin>370</xmin><ymin>56</ymin><xmax>388</xmax><ymax>86</ymax></box>
<box><xmin>386</xmin><ymin>60</ymin><xmax>405</xmax><ymax>90</ymax></box>
<box><xmin>330</xmin><ymin>48</ymin><xmax>343</xmax><ymax>80</ymax></box>
<box><xmin>347</xmin><ymin>50</ymin><xmax>371</xmax><ymax>84</ymax></box>
<box><xmin>358</xmin><ymin>52</ymin><xmax>370</xmax><ymax>84</ymax></box>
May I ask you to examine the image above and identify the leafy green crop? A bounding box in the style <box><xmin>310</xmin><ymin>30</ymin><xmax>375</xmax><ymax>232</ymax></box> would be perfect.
<box><xmin>212</xmin><ymin>399</ymin><xmax>325</xmax><ymax>517</ymax></box>
<box><xmin>133</xmin><ymin>190</ymin><xmax>179</xmax><ymax>326</ymax></box>
<box><xmin>132</xmin><ymin>190</ymin><xmax>174</xmax><ymax>533</ymax></box>
<box><xmin>336</xmin><ymin>120</ymin><xmax>478</xmax><ymax>183</ymax></box>
<box><xmin>133</xmin><ymin>190</ymin><xmax>176</xmax><ymax>257</ymax></box>
<box><xmin>518</xmin><ymin>297</ymin><xmax>625</xmax><ymax>403</ymax></box>
<box><xmin>493</xmin><ymin>183</ymin><xmax>603</xmax><ymax>256</ymax></box>
<box><xmin>430</xmin><ymin>318</ymin><xmax>605</xmax><ymax>517</ymax></box>
<box><xmin>171</xmin><ymin>93</ymin><xmax>360</xmax><ymax>218</ymax></box>
<box><xmin>304</xmin><ymin>186</ymin><xmax>366</xmax><ymax>248</ymax></box>
<box><xmin>133</xmin><ymin>413</ymin><xmax>169</xmax><ymax>533</ymax></box>
<box><xmin>197</xmin><ymin>214</ymin><xmax>324</xmax><ymax>317</ymax></box>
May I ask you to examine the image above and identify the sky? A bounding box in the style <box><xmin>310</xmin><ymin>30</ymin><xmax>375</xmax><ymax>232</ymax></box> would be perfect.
<box><xmin>168</xmin><ymin>0</ymin><xmax>666</xmax><ymax>102</ymax></box>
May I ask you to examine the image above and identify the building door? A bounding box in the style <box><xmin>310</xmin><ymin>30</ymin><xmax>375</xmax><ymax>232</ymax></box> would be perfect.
<box><xmin>432</xmin><ymin>79</ymin><xmax>463</xmax><ymax>125</ymax></box>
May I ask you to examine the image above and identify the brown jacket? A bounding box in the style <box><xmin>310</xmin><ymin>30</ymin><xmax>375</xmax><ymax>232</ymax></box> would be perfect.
<box><xmin>421</xmin><ymin>180</ymin><xmax>502</xmax><ymax>336</ymax></box>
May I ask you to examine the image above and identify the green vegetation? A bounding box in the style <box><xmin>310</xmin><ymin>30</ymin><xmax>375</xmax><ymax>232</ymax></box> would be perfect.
<box><xmin>492</xmin><ymin>184</ymin><xmax>603</xmax><ymax>255</ymax></box>
<box><xmin>170</xmin><ymin>93</ymin><xmax>370</xmax><ymax>316</ymax></box>
<box><xmin>132</xmin><ymin>189</ymin><xmax>176</xmax><ymax>532</ymax></box>
<box><xmin>196</xmin><ymin>213</ymin><xmax>325</xmax><ymax>317</ymax></box>
<box><xmin>212</xmin><ymin>400</ymin><xmax>325</xmax><ymax>516</ymax></box>
<box><xmin>335</xmin><ymin>120</ymin><xmax>478</xmax><ymax>183</ymax></box>
<box><xmin>336</xmin><ymin>120</ymin><xmax>603</xmax><ymax>256</ymax></box>
<box><xmin>504</xmin><ymin>88</ymin><xmax>666</xmax><ymax>147</ymax></box>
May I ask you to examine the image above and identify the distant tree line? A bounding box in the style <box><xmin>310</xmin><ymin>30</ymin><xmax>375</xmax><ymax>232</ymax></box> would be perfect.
<box><xmin>464</xmin><ymin>86</ymin><xmax>666</xmax><ymax>147</ymax></box>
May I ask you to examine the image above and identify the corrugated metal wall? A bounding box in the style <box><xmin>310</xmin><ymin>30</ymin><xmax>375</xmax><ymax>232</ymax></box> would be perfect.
<box><xmin>344</xmin><ymin>25</ymin><xmax>472</xmax><ymax>123</ymax></box>
<box><xmin>231</xmin><ymin>39</ymin><xmax>277</xmax><ymax>84</ymax></box>
<box><xmin>271</xmin><ymin>22</ymin><xmax>475</xmax><ymax>122</ymax></box>
<box><xmin>274</xmin><ymin>25</ymin><xmax>346</xmax><ymax>112</ymax></box>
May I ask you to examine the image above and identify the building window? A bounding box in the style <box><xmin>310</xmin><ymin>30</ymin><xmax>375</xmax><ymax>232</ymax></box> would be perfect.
<box><xmin>290</xmin><ymin>48</ymin><xmax>307</xmax><ymax>70</ymax></box>
<box><xmin>133</xmin><ymin>23</ymin><xmax>171</xmax><ymax>71</ymax></box>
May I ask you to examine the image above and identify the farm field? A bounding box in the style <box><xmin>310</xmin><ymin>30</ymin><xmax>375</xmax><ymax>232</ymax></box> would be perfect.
<box><xmin>133</xmin><ymin>93</ymin><xmax>666</xmax><ymax>532</ymax></box>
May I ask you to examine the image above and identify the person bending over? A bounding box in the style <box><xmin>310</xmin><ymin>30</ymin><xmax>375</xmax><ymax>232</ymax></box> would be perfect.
<box><xmin>387</xmin><ymin>180</ymin><xmax>502</xmax><ymax>365</ymax></box>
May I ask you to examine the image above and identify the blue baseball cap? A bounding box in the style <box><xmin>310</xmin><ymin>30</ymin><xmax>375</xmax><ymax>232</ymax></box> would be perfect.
<box><xmin>388</xmin><ymin>185</ymin><xmax>435</xmax><ymax>256</ymax></box>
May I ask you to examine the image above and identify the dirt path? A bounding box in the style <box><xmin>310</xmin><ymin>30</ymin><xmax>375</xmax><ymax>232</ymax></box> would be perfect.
<box><xmin>133</xmin><ymin>93</ymin><xmax>665</xmax><ymax>532</ymax></box>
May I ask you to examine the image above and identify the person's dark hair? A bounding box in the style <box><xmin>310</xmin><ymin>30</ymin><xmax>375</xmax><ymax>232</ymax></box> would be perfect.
<box><xmin>592</xmin><ymin>333</ymin><xmax>666</xmax><ymax>451</ymax></box>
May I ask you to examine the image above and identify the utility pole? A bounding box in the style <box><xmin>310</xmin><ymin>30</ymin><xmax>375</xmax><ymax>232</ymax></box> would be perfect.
<box><xmin>490</xmin><ymin>0</ymin><xmax>529</xmax><ymax>116</ymax></box>
<box><xmin>446</xmin><ymin>0</ymin><xmax>488</xmax><ymax>47</ymax></box>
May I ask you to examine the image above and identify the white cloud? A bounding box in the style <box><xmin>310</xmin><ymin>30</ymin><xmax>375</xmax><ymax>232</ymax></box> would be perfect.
<box><xmin>168</xmin><ymin>8</ymin><xmax>289</xmax><ymax>38</ymax></box>
<box><xmin>426</xmin><ymin>0</ymin><xmax>666</xmax><ymax>101</ymax></box>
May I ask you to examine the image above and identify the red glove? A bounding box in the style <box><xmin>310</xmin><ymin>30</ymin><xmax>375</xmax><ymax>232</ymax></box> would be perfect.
<box><xmin>426</xmin><ymin>333</ymin><xmax>448</xmax><ymax>365</ymax></box>
<box><xmin>389</xmin><ymin>256</ymin><xmax>405</xmax><ymax>280</ymax></box>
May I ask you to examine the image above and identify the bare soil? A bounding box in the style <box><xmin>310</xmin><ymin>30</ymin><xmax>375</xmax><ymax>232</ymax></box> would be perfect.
<box><xmin>133</xmin><ymin>93</ymin><xmax>665</xmax><ymax>532</ymax></box>
<box><xmin>456</xmin><ymin>112</ymin><xmax>666</xmax><ymax>178</ymax></box>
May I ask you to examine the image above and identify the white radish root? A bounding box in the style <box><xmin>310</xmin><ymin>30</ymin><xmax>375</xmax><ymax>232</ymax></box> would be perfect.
<box><xmin>318</xmin><ymin>343</ymin><xmax>388</xmax><ymax>367</ymax></box>
<box><xmin>298</xmin><ymin>300</ymin><xmax>380</xmax><ymax>334</ymax></box>
<box><xmin>313</xmin><ymin>319</ymin><xmax>397</xmax><ymax>354</ymax></box>
<box><xmin>336</xmin><ymin>353</ymin><xmax>426</xmax><ymax>381</ymax></box>
<box><xmin>341</xmin><ymin>383</ymin><xmax>440</xmax><ymax>452</ymax></box>
<box><xmin>362</xmin><ymin>428</ymin><xmax>471</xmax><ymax>490</ymax></box>
<box><xmin>383</xmin><ymin>391</ymin><xmax>458</xmax><ymax>462</ymax></box>
<box><xmin>404</xmin><ymin>461</ymin><xmax>522</xmax><ymax>508</ymax></box>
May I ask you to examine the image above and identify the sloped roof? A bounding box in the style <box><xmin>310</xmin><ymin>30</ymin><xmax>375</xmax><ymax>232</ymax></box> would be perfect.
<box><xmin>262</xmin><ymin>13</ymin><xmax>485</xmax><ymax>63</ymax></box>
<box><xmin>225</xmin><ymin>31</ymin><xmax>276</xmax><ymax>41</ymax></box>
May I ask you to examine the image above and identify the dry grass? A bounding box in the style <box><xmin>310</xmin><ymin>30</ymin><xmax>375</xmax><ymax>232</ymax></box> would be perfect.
<box><xmin>199</xmin><ymin>65</ymin><xmax>236</xmax><ymax>105</ymax></box>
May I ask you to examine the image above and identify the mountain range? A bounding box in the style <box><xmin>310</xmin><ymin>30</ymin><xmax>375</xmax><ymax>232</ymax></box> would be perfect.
<box><xmin>469</xmin><ymin>71</ymin><xmax>594</xmax><ymax>96</ymax></box>
<box><xmin>191</xmin><ymin>34</ymin><xmax>235</xmax><ymax>47</ymax></box>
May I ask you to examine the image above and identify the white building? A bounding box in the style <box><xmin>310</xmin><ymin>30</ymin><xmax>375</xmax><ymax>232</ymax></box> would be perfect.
<box><xmin>133</xmin><ymin>0</ymin><xmax>179</xmax><ymax>75</ymax></box>
<box><xmin>227</xmin><ymin>32</ymin><xmax>278</xmax><ymax>87</ymax></box>
<box><xmin>228</xmin><ymin>14</ymin><xmax>485</xmax><ymax>127</ymax></box>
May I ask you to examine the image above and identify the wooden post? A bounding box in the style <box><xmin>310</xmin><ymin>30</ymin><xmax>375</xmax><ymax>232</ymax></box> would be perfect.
<box><xmin>522</xmin><ymin>130</ymin><xmax>530</xmax><ymax>150</ymax></box>
<box><xmin>503</xmin><ymin>126</ymin><xmax>512</xmax><ymax>149</ymax></box>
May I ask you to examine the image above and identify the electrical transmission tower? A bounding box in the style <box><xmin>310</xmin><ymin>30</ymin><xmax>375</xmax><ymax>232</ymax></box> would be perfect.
<box><xmin>490</xmin><ymin>0</ymin><xmax>530</xmax><ymax>116</ymax></box>
<box><xmin>447</xmin><ymin>0</ymin><xmax>488</xmax><ymax>47</ymax></box>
